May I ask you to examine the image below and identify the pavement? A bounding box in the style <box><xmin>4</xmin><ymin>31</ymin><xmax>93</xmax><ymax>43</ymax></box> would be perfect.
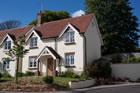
<box><xmin>1</xmin><ymin>83</ymin><xmax>140</xmax><ymax>93</ymax></box>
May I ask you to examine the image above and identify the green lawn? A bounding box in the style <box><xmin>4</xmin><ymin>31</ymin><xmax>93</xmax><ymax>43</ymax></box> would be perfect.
<box><xmin>54</xmin><ymin>77</ymin><xmax>79</xmax><ymax>87</ymax></box>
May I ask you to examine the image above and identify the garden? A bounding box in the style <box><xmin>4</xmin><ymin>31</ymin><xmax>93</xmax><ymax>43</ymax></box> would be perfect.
<box><xmin>0</xmin><ymin>71</ymin><xmax>85</xmax><ymax>92</ymax></box>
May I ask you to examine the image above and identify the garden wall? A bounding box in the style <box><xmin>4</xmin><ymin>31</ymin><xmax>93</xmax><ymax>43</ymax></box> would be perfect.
<box><xmin>69</xmin><ymin>79</ymin><xmax>95</xmax><ymax>89</ymax></box>
<box><xmin>111</xmin><ymin>63</ymin><xmax>140</xmax><ymax>81</ymax></box>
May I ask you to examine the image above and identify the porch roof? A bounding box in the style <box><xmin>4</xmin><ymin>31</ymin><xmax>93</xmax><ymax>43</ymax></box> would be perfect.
<box><xmin>36</xmin><ymin>46</ymin><xmax>61</xmax><ymax>61</ymax></box>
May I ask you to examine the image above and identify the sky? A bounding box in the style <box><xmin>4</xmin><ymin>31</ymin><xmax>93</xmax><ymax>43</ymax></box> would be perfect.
<box><xmin>0</xmin><ymin>0</ymin><xmax>139</xmax><ymax>27</ymax></box>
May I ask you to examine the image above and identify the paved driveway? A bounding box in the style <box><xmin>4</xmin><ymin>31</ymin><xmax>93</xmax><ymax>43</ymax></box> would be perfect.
<box><xmin>72</xmin><ymin>85</ymin><xmax>140</xmax><ymax>93</ymax></box>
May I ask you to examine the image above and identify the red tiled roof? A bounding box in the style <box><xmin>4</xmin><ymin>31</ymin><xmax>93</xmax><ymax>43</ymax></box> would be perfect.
<box><xmin>0</xmin><ymin>26</ymin><xmax>33</xmax><ymax>41</ymax></box>
<box><xmin>0</xmin><ymin>14</ymin><xmax>94</xmax><ymax>40</ymax></box>
<box><xmin>35</xmin><ymin>14</ymin><xmax>94</xmax><ymax>38</ymax></box>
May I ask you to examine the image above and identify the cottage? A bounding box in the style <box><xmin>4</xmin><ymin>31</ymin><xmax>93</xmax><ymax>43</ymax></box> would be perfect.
<box><xmin>0</xmin><ymin>14</ymin><xmax>103</xmax><ymax>76</ymax></box>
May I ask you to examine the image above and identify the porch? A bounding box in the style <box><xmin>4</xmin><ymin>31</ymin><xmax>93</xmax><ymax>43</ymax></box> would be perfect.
<box><xmin>36</xmin><ymin>46</ymin><xmax>61</xmax><ymax>76</ymax></box>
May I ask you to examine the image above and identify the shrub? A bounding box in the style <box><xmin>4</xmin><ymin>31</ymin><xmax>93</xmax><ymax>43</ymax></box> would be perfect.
<box><xmin>87</xmin><ymin>58</ymin><xmax>112</xmax><ymax>79</ymax></box>
<box><xmin>43</xmin><ymin>76</ymin><xmax>54</xmax><ymax>84</ymax></box>
<box><xmin>2</xmin><ymin>72</ymin><xmax>11</xmax><ymax>78</ymax></box>
<box><xmin>25</xmin><ymin>71</ymin><xmax>34</xmax><ymax>76</ymax></box>
<box><xmin>0</xmin><ymin>73</ymin><xmax>2</xmax><ymax>78</ymax></box>
<box><xmin>17</xmin><ymin>72</ymin><xmax>25</xmax><ymax>77</ymax></box>
<box><xmin>59</xmin><ymin>71</ymin><xmax>80</xmax><ymax>78</ymax></box>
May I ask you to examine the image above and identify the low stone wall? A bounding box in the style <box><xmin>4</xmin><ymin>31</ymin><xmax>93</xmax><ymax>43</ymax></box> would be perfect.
<box><xmin>69</xmin><ymin>79</ymin><xmax>95</xmax><ymax>89</ymax></box>
<box><xmin>111</xmin><ymin>63</ymin><xmax>140</xmax><ymax>81</ymax></box>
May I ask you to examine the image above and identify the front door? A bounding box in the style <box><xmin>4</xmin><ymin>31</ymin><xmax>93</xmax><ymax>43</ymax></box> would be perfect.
<box><xmin>47</xmin><ymin>58</ymin><xmax>54</xmax><ymax>76</ymax></box>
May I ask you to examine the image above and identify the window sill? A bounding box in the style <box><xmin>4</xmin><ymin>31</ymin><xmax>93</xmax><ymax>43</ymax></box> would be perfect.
<box><xmin>3</xmin><ymin>49</ymin><xmax>10</xmax><ymax>52</ymax></box>
<box><xmin>64</xmin><ymin>42</ymin><xmax>76</xmax><ymax>45</ymax></box>
<box><xmin>28</xmin><ymin>67</ymin><xmax>37</xmax><ymax>70</ymax></box>
<box><xmin>29</xmin><ymin>47</ymin><xmax>38</xmax><ymax>49</ymax></box>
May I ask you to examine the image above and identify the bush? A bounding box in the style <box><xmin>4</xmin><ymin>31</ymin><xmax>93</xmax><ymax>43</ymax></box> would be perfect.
<box><xmin>17</xmin><ymin>72</ymin><xmax>25</xmax><ymax>77</ymax></box>
<box><xmin>87</xmin><ymin>58</ymin><xmax>112</xmax><ymax>79</ymax></box>
<box><xmin>2</xmin><ymin>72</ymin><xmax>11</xmax><ymax>78</ymax></box>
<box><xmin>0</xmin><ymin>73</ymin><xmax>2</xmax><ymax>78</ymax></box>
<box><xmin>25</xmin><ymin>71</ymin><xmax>34</xmax><ymax>76</ymax></box>
<box><xmin>59</xmin><ymin>71</ymin><xmax>80</xmax><ymax>78</ymax></box>
<box><xmin>128</xmin><ymin>57</ymin><xmax>140</xmax><ymax>63</ymax></box>
<box><xmin>43</xmin><ymin>76</ymin><xmax>54</xmax><ymax>84</ymax></box>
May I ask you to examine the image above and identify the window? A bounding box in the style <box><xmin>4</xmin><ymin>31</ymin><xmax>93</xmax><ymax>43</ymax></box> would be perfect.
<box><xmin>29</xmin><ymin>57</ymin><xmax>37</xmax><ymax>68</ymax></box>
<box><xmin>65</xmin><ymin>29</ymin><xmax>75</xmax><ymax>44</ymax></box>
<box><xmin>4</xmin><ymin>41</ymin><xmax>11</xmax><ymax>50</ymax></box>
<box><xmin>65</xmin><ymin>53</ymin><xmax>75</xmax><ymax>66</ymax></box>
<box><xmin>30</xmin><ymin>37</ymin><xmax>38</xmax><ymax>48</ymax></box>
<box><xmin>3</xmin><ymin>60</ymin><xmax>10</xmax><ymax>70</ymax></box>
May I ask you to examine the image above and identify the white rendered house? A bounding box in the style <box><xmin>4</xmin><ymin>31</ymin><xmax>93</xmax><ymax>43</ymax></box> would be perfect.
<box><xmin>0</xmin><ymin>14</ymin><xmax>103</xmax><ymax>76</ymax></box>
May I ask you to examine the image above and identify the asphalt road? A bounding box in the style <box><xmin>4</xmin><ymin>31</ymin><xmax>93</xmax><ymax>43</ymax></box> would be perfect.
<box><xmin>72</xmin><ymin>85</ymin><xmax>140</xmax><ymax>93</ymax></box>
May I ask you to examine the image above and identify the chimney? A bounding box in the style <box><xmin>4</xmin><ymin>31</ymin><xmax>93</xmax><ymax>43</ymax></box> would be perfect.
<box><xmin>37</xmin><ymin>11</ymin><xmax>44</xmax><ymax>26</ymax></box>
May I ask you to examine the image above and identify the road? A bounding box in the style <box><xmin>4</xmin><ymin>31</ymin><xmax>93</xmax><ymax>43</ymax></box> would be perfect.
<box><xmin>72</xmin><ymin>85</ymin><xmax>140</xmax><ymax>93</ymax></box>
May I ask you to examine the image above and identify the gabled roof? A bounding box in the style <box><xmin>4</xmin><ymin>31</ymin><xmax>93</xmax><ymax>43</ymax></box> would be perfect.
<box><xmin>0</xmin><ymin>14</ymin><xmax>94</xmax><ymax>41</ymax></box>
<box><xmin>36</xmin><ymin>46</ymin><xmax>61</xmax><ymax>61</ymax></box>
<box><xmin>35</xmin><ymin>14</ymin><xmax>94</xmax><ymax>39</ymax></box>
<box><xmin>0</xmin><ymin>26</ymin><xmax>33</xmax><ymax>42</ymax></box>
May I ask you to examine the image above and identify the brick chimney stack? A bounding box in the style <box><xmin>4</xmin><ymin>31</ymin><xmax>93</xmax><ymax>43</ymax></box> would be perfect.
<box><xmin>37</xmin><ymin>11</ymin><xmax>44</xmax><ymax>26</ymax></box>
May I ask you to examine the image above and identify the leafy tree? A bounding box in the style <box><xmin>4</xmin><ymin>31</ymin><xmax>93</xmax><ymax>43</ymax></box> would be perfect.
<box><xmin>6</xmin><ymin>36</ymin><xmax>28</xmax><ymax>83</ymax></box>
<box><xmin>29</xmin><ymin>10</ymin><xmax>70</xmax><ymax>25</ymax></box>
<box><xmin>0</xmin><ymin>20</ymin><xmax>21</xmax><ymax>30</ymax></box>
<box><xmin>85</xmin><ymin>0</ymin><xmax>139</xmax><ymax>55</ymax></box>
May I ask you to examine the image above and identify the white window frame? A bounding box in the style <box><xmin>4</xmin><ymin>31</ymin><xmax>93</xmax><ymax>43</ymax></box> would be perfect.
<box><xmin>4</xmin><ymin>41</ymin><xmax>11</xmax><ymax>50</ymax></box>
<box><xmin>65</xmin><ymin>53</ymin><xmax>75</xmax><ymax>66</ymax></box>
<box><xmin>64</xmin><ymin>29</ymin><xmax>75</xmax><ymax>44</ymax></box>
<box><xmin>29</xmin><ymin>57</ymin><xmax>37</xmax><ymax>68</ymax></box>
<box><xmin>30</xmin><ymin>37</ymin><xmax>38</xmax><ymax>48</ymax></box>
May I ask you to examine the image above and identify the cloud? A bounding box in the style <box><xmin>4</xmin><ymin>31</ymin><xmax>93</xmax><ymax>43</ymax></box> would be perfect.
<box><xmin>71</xmin><ymin>10</ymin><xmax>85</xmax><ymax>18</ymax></box>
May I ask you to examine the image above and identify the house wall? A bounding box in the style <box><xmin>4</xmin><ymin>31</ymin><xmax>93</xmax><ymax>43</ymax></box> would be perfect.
<box><xmin>57</xmin><ymin>29</ymin><xmax>85</xmax><ymax>74</ymax></box>
<box><xmin>22</xmin><ymin>31</ymin><xmax>56</xmax><ymax>73</ymax></box>
<box><xmin>85</xmin><ymin>17</ymin><xmax>102</xmax><ymax>64</ymax></box>
<box><xmin>0</xmin><ymin>37</ymin><xmax>16</xmax><ymax>77</ymax></box>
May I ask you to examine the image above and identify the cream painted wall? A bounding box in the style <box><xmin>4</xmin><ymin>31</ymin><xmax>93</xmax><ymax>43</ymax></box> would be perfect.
<box><xmin>57</xmin><ymin>28</ymin><xmax>84</xmax><ymax>74</ymax></box>
<box><xmin>85</xmin><ymin>17</ymin><xmax>102</xmax><ymax>64</ymax></box>
<box><xmin>0</xmin><ymin>36</ymin><xmax>16</xmax><ymax>77</ymax></box>
<box><xmin>22</xmin><ymin>30</ymin><xmax>55</xmax><ymax>73</ymax></box>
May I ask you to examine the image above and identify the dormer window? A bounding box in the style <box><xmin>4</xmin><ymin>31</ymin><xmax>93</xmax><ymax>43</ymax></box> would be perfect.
<box><xmin>64</xmin><ymin>29</ymin><xmax>75</xmax><ymax>44</ymax></box>
<box><xmin>4</xmin><ymin>41</ymin><xmax>11</xmax><ymax>50</ymax></box>
<box><xmin>30</xmin><ymin>37</ymin><xmax>38</xmax><ymax>48</ymax></box>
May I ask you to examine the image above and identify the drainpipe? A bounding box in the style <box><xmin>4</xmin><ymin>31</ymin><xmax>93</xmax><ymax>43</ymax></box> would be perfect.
<box><xmin>54</xmin><ymin>38</ymin><xmax>61</xmax><ymax>75</ymax></box>
<box><xmin>82</xmin><ymin>33</ymin><xmax>88</xmax><ymax>74</ymax></box>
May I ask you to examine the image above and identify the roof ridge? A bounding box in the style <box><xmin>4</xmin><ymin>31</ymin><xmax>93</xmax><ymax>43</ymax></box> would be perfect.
<box><xmin>0</xmin><ymin>25</ymin><xmax>33</xmax><ymax>32</ymax></box>
<box><xmin>40</xmin><ymin>13</ymin><xmax>94</xmax><ymax>26</ymax></box>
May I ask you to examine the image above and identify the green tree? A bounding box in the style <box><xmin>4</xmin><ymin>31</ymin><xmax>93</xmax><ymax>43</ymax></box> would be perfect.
<box><xmin>0</xmin><ymin>20</ymin><xmax>21</xmax><ymax>30</ymax></box>
<box><xmin>85</xmin><ymin>0</ymin><xmax>139</xmax><ymax>54</ymax></box>
<box><xmin>29</xmin><ymin>10</ymin><xmax>70</xmax><ymax>25</ymax></box>
<box><xmin>6</xmin><ymin>36</ymin><xmax>28</xmax><ymax>83</ymax></box>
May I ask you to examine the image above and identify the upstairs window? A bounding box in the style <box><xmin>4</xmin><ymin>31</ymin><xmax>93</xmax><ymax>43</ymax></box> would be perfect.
<box><xmin>64</xmin><ymin>29</ymin><xmax>75</xmax><ymax>44</ymax></box>
<box><xmin>30</xmin><ymin>37</ymin><xmax>38</xmax><ymax>48</ymax></box>
<box><xmin>65</xmin><ymin>53</ymin><xmax>75</xmax><ymax>66</ymax></box>
<box><xmin>4</xmin><ymin>41</ymin><xmax>11</xmax><ymax>50</ymax></box>
<box><xmin>29</xmin><ymin>56</ymin><xmax>37</xmax><ymax>68</ymax></box>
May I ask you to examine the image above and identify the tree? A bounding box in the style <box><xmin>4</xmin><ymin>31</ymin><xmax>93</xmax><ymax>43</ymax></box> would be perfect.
<box><xmin>0</xmin><ymin>20</ymin><xmax>21</xmax><ymax>30</ymax></box>
<box><xmin>6</xmin><ymin>36</ymin><xmax>28</xmax><ymax>83</ymax></box>
<box><xmin>29</xmin><ymin>10</ymin><xmax>70</xmax><ymax>25</ymax></box>
<box><xmin>85</xmin><ymin>0</ymin><xmax>139</xmax><ymax>54</ymax></box>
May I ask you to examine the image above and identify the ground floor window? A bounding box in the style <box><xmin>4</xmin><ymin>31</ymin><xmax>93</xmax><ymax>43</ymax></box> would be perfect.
<box><xmin>29</xmin><ymin>56</ymin><xmax>37</xmax><ymax>68</ymax></box>
<box><xmin>3</xmin><ymin>60</ymin><xmax>10</xmax><ymax>70</ymax></box>
<box><xmin>65</xmin><ymin>53</ymin><xmax>75</xmax><ymax>66</ymax></box>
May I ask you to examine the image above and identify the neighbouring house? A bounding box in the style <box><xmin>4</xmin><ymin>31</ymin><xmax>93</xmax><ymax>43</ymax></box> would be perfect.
<box><xmin>0</xmin><ymin>14</ymin><xmax>103</xmax><ymax>77</ymax></box>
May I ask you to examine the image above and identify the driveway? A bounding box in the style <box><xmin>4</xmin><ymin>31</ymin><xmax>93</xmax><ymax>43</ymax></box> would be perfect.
<box><xmin>72</xmin><ymin>85</ymin><xmax>140</xmax><ymax>93</ymax></box>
